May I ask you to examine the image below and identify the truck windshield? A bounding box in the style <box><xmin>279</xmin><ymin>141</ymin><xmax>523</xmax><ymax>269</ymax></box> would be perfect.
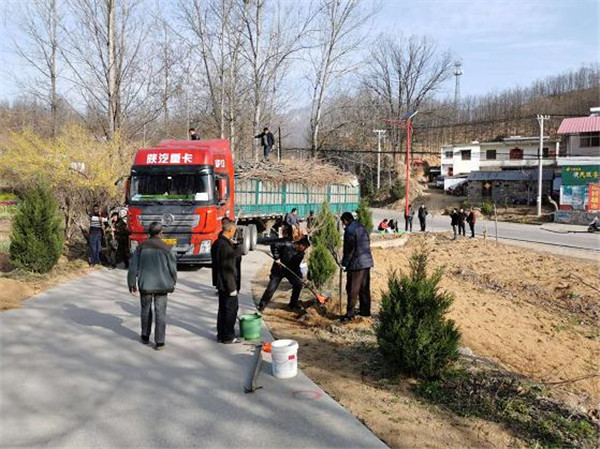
<box><xmin>130</xmin><ymin>167</ymin><xmax>214</xmax><ymax>203</ymax></box>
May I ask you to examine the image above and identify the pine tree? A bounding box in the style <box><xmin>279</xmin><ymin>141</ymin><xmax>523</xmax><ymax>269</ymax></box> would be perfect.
<box><xmin>308</xmin><ymin>202</ymin><xmax>341</xmax><ymax>289</ymax></box>
<box><xmin>356</xmin><ymin>198</ymin><xmax>373</xmax><ymax>233</ymax></box>
<box><xmin>311</xmin><ymin>202</ymin><xmax>340</xmax><ymax>254</ymax></box>
<box><xmin>308</xmin><ymin>242</ymin><xmax>337</xmax><ymax>290</ymax></box>
<box><xmin>10</xmin><ymin>183</ymin><xmax>64</xmax><ymax>273</ymax></box>
<box><xmin>376</xmin><ymin>249</ymin><xmax>461</xmax><ymax>379</ymax></box>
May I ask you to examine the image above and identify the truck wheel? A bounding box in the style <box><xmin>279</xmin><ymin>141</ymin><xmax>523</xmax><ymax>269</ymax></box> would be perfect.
<box><xmin>248</xmin><ymin>224</ymin><xmax>258</xmax><ymax>251</ymax></box>
<box><xmin>240</xmin><ymin>226</ymin><xmax>251</xmax><ymax>255</ymax></box>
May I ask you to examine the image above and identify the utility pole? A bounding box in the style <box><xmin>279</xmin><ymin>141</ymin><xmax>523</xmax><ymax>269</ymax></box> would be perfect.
<box><xmin>373</xmin><ymin>130</ymin><xmax>386</xmax><ymax>190</ymax></box>
<box><xmin>384</xmin><ymin>111</ymin><xmax>418</xmax><ymax>218</ymax></box>
<box><xmin>536</xmin><ymin>115</ymin><xmax>550</xmax><ymax>216</ymax></box>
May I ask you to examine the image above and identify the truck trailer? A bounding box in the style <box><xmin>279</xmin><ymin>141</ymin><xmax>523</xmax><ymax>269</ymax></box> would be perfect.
<box><xmin>126</xmin><ymin>139</ymin><xmax>359</xmax><ymax>264</ymax></box>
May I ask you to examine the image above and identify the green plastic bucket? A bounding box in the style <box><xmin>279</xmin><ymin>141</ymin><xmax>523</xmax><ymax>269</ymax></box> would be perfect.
<box><xmin>239</xmin><ymin>313</ymin><xmax>263</xmax><ymax>340</ymax></box>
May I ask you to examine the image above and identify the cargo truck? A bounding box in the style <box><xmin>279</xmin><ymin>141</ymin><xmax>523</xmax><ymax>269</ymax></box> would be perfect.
<box><xmin>126</xmin><ymin>139</ymin><xmax>359</xmax><ymax>264</ymax></box>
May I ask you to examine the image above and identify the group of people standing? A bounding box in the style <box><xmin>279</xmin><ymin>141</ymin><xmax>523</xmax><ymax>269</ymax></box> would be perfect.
<box><xmin>88</xmin><ymin>204</ymin><xmax>129</xmax><ymax>269</ymax></box>
<box><xmin>125</xmin><ymin>208</ymin><xmax>374</xmax><ymax>349</ymax></box>
<box><xmin>450</xmin><ymin>207</ymin><xmax>477</xmax><ymax>239</ymax></box>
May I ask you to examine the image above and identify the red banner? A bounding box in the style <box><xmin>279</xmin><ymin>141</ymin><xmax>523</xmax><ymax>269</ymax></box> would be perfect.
<box><xmin>588</xmin><ymin>183</ymin><xmax>600</xmax><ymax>211</ymax></box>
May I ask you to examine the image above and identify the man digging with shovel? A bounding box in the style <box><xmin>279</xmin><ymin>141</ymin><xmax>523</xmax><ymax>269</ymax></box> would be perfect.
<box><xmin>257</xmin><ymin>237</ymin><xmax>310</xmax><ymax>313</ymax></box>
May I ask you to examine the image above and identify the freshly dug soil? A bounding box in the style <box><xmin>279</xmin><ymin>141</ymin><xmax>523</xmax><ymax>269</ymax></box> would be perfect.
<box><xmin>253</xmin><ymin>235</ymin><xmax>600</xmax><ymax>448</ymax></box>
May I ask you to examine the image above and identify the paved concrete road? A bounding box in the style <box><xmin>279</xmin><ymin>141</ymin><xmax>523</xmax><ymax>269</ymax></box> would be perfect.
<box><xmin>0</xmin><ymin>251</ymin><xmax>387</xmax><ymax>449</ymax></box>
<box><xmin>372</xmin><ymin>207</ymin><xmax>600</xmax><ymax>253</ymax></box>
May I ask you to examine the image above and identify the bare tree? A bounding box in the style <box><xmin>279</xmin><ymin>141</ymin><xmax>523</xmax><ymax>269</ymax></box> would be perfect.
<box><xmin>307</xmin><ymin>0</ymin><xmax>371</xmax><ymax>156</ymax></box>
<box><xmin>13</xmin><ymin>0</ymin><xmax>63</xmax><ymax>136</ymax></box>
<box><xmin>241</xmin><ymin>0</ymin><xmax>315</xmax><ymax>160</ymax></box>
<box><xmin>61</xmin><ymin>0</ymin><xmax>156</xmax><ymax>141</ymax></box>
<box><xmin>363</xmin><ymin>35</ymin><xmax>453</xmax><ymax>149</ymax></box>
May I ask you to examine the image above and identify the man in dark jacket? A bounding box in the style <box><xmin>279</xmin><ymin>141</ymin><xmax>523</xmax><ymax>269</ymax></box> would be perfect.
<box><xmin>341</xmin><ymin>212</ymin><xmax>374</xmax><ymax>321</ymax></box>
<box><xmin>417</xmin><ymin>204</ymin><xmax>428</xmax><ymax>232</ymax></box>
<box><xmin>404</xmin><ymin>204</ymin><xmax>414</xmax><ymax>232</ymax></box>
<box><xmin>450</xmin><ymin>208</ymin><xmax>459</xmax><ymax>239</ymax></box>
<box><xmin>127</xmin><ymin>222</ymin><xmax>177</xmax><ymax>350</ymax></box>
<box><xmin>458</xmin><ymin>208</ymin><xmax>467</xmax><ymax>237</ymax></box>
<box><xmin>255</xmin><ymin>126</ymin><xmax>275</xmax><ymax>161</ymax></box>
<box><xmin>211</xmin><ymin>218</ymin><xmax>241</xmax><ymax>293</ymax></box>
<box><xmin>467</xmin><ymin>208</ymin><xmax>477</xmax><ymax>238</ymax></box>
<box><xmin>212</xmin><ymin>221</ymin><xmax>245</xmax><ymax>344</ymax></box>
<box><xmin>257</xmin><ymin>237</ymin><xmax>310</xmax><ymax>312</ymax></box>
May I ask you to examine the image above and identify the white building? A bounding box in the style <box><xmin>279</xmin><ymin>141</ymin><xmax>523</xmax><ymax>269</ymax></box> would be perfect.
<box><xmin>441</xmin><ymin>136</ymin><xmax>559</xmax><ymax>177</ymax></box>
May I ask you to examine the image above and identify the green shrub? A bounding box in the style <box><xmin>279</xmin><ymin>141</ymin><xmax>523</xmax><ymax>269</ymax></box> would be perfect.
<box><xmin>312</xmin><ymin>202</ymin><xmax>340</xmax><ymax>254</ymax></box>
<box><xmin>0</xmin><ymin>205</ymin><xmax>18</xmax><ymax>220</ymax></box>
<box><xmin>308</xmin><ymin>242</ymin><xmax>337</xmax><ymax>290</ymax></box>
<box><xmin>461</xmin><ymin>199</ymin><xmax>471</xmax><ymax>209</ymax></box>
<box><xmin>10</xmin><ymin>183</ymin><xmax>64</xmax><ymax>273</ymax></box>
<box><xmin>376</xmin><ymin>248</ymin><xmax>461</xmax><ymax>379</ymax></box>
<box><xmin>356</xmin><ymin>198</ymin><xmax>373</xmax><ymax>232</ymax></box>
<box><xmin>481</xmin><ymin>202</ymin><xmax>494</xmax><ymax>216</ymax></box>
<box><xmin>389</xmin><ymin>177</ymin><xmax>405</xmax><ymax>201</ymax></box>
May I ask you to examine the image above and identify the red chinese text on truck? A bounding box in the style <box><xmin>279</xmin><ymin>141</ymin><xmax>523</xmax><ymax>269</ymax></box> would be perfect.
<box><xmin>126</xmin><ymin>139</ymin><xmax>235</xmax><ymax>264</ymax></box>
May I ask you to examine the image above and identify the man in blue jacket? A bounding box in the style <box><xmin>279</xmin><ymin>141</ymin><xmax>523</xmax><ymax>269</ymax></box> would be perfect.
<box><xmin>340</xmin><ymin>211</ymin><xmax>374</xmax><ymax>322</ymax></box>
<box><xmin>128</xmin><ymin>222</ymin><xmax>178</xmax><ymax>350</ymax></box>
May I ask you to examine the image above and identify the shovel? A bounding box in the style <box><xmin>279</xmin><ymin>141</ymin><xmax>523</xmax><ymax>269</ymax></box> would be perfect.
<box><xmin>258</xmin><ymin>249</ymin><xmax>328</xmax><ymax>311</ymax></box>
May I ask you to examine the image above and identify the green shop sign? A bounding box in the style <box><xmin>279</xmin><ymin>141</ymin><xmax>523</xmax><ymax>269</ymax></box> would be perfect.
<box><xmin>561</xmin><ymin>165</ymin><xmax>600</xmax><ymax>185</ymax></box>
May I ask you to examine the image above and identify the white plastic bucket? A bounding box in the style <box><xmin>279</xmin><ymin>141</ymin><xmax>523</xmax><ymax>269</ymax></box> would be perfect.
<box><xmin>271</xmin><ymin>339</ymin><xmax>299</xmax><ymax>379</ymax></box>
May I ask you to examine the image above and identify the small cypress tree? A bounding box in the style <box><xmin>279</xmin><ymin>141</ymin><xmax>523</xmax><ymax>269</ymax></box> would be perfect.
<box><xmin>390</xmin><ymin>177</ymin><xmax>405</xmax><ymax>201</ymax></box>
<box><xmin>311</xmin><ymin>202</ymin><xmax>340</xmax><ymax>254</ymax></box>
<box><xmin>307</xmin><ymin>242</ymin><xmax>338</xmax><ymax>290</ymax></box>
<box><xmin>356</xmin><ymin>198</ymin><xmax>373</xmax><ymax>233</ymax></box>
<box><xmin>10</xmin><ymin>184</ymin><xmax>64</xmax><ymax>273</ymax></box>
<box><xmin>308</xmin><ymin>202</ymin><xmax>341</xmax><ymax>289</ymax></box>
<box><xmin>376</xmin><ymin>248</ymin><xmax>461</xmax><ymax>379</ymax></box>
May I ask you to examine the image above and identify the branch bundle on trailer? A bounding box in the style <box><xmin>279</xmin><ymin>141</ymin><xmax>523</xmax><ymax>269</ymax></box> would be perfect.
<box><xmin>235</xmin><ymin>159</ymin><xmax>357</xmax><ymax>186</ymax></box>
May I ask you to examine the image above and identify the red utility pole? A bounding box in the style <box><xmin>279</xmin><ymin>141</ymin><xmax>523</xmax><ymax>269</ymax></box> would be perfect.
<box><xmin>384</xmin><ymin>111</ymin><xmax>418</xmax><ymax>218</ymax></box>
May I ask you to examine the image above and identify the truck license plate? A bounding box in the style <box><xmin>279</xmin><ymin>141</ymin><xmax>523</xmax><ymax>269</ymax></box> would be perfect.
<box><xmin>162</xmin><ymin>238</ymin><xmax>177</xmax><ymax>246</ymax></box>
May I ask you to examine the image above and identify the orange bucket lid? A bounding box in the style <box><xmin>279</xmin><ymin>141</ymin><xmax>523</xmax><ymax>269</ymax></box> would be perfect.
<box><xmin>262</xmin><ymin>342</ymin><xmax>272</xmax><ymax>353</ymax></box>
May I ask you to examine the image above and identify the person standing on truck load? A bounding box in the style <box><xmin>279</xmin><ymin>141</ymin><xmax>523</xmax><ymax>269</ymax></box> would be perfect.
<box><xmin>404</xmin><ymin>204</ymin><xmax>414</xmax><ymax>232</ymax></box>
<box><xmin>189</xmin><ymin>128</ymin><xmax>200</xmax><ymax>140</ymax></box>
<box><xmin>340</xmin><ymin>211</ymin><xmax>374</xmax><ymax>322</ymax></box>
<box><xmin>467</xmin><ymin>207</ymin><xmax>477</xmax><ymax>238</ymax></box>
<box><xmin>212</xmin><ymin>220</ymin><xmax>245</xmax><ymax>344</ymax></box>
<box><xmin>284</xmin><ymin>208</ymin><xmax>300</xmax><ymax>240</ymax></box>
<box><xmin>458</xmin><ymin>208</ymin><xmax>467</xmax><ymax>237</ymax></box>
<box><xmin>255</xmin><ymin>126</ymin><xmax>275</xmax><ymax>161</ymax></box>
<box><xmin>418</xmin><ymin>205</ymin><xmax>428</xmax><ymax>232</ymax></box>
<box><xmin>257</xmin><ymin>236</ymin><xmax>310</xmax><ymax>313</ymax></box>
<box><xmin>88</xmin><ymin>204</ymin><xmax>105</xmax><ymax>266</ymax></box>
<box><xmin>127</xmin><ymin>222</ymin><xmax>177</xmax><ymax>351</ymax></box>
<box><xmin>450</xmin><ymin>208</ymin><xmax>459</xmax><ymax>239</ymax></box>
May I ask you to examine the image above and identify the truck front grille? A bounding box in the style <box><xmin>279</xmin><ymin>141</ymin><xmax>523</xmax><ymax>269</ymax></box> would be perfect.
<box><xmin>139</xmin><ymin>214</ymin><xmax>200</xmax><ymax>228</ymax></box>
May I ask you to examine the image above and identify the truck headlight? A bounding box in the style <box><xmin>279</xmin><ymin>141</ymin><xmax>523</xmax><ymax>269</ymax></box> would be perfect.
<box><xmin>200</xmin><ymin>240</ymin><xmax>212</xmax><ymax>254</ymax></box>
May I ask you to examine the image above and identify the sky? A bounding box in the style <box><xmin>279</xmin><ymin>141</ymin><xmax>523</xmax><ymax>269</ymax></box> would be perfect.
<box><xmin>0</xmin><ymin>0</ymin><xmax>598</xmax><ymax>104</ymax></box>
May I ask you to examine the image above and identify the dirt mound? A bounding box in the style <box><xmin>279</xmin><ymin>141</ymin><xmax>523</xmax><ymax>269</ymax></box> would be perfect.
<box><xmin>0</xmin><ymin>279</ymin><xmax>33</xmax><ymax>310</ymax></box>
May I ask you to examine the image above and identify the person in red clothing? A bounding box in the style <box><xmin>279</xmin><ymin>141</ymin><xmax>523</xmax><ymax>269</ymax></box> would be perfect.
<box><xmin>467</xmin><ymin>208</ymin><xmax>477</xmax><ymax>238</ymax></box>
<box><xmin>377</xmin><ymin>219</ymin><xmax>389</xmax><ymax>232</ymax></box>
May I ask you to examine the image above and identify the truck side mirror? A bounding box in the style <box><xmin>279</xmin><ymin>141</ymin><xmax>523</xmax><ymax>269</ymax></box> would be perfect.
<box><xmin>217</xmin><ymin>178</ymin><xmax>228</xmax><ymax>204</ymax></box>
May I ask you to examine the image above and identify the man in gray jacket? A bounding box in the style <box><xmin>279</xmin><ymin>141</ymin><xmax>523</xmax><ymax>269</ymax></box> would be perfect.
<box><xmin>340</xmin><ymin>211</ymin><xmax>374</xmax><ymax>322</ymax></box>
<box><xmin>128</xmin><ymin>222</ymin><xmax>177</xmax><ymax>350</ymax></box>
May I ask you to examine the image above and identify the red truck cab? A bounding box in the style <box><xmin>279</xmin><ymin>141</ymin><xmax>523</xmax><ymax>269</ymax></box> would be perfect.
<box><xmin>127</xmin><ymin>139</ymin><xmax>235</xmax><ymax>263</ymax></box>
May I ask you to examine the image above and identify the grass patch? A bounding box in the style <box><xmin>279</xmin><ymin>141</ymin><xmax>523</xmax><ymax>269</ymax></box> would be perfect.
<box><xmin>414</xmin><ymin>365</ymin><xmax>598</xmax><ymax>448</ymax></box>
<box><xmin>0</xmin><ymin>205</ymin><xmax>18</xmax><ymax>220</ymax></box>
